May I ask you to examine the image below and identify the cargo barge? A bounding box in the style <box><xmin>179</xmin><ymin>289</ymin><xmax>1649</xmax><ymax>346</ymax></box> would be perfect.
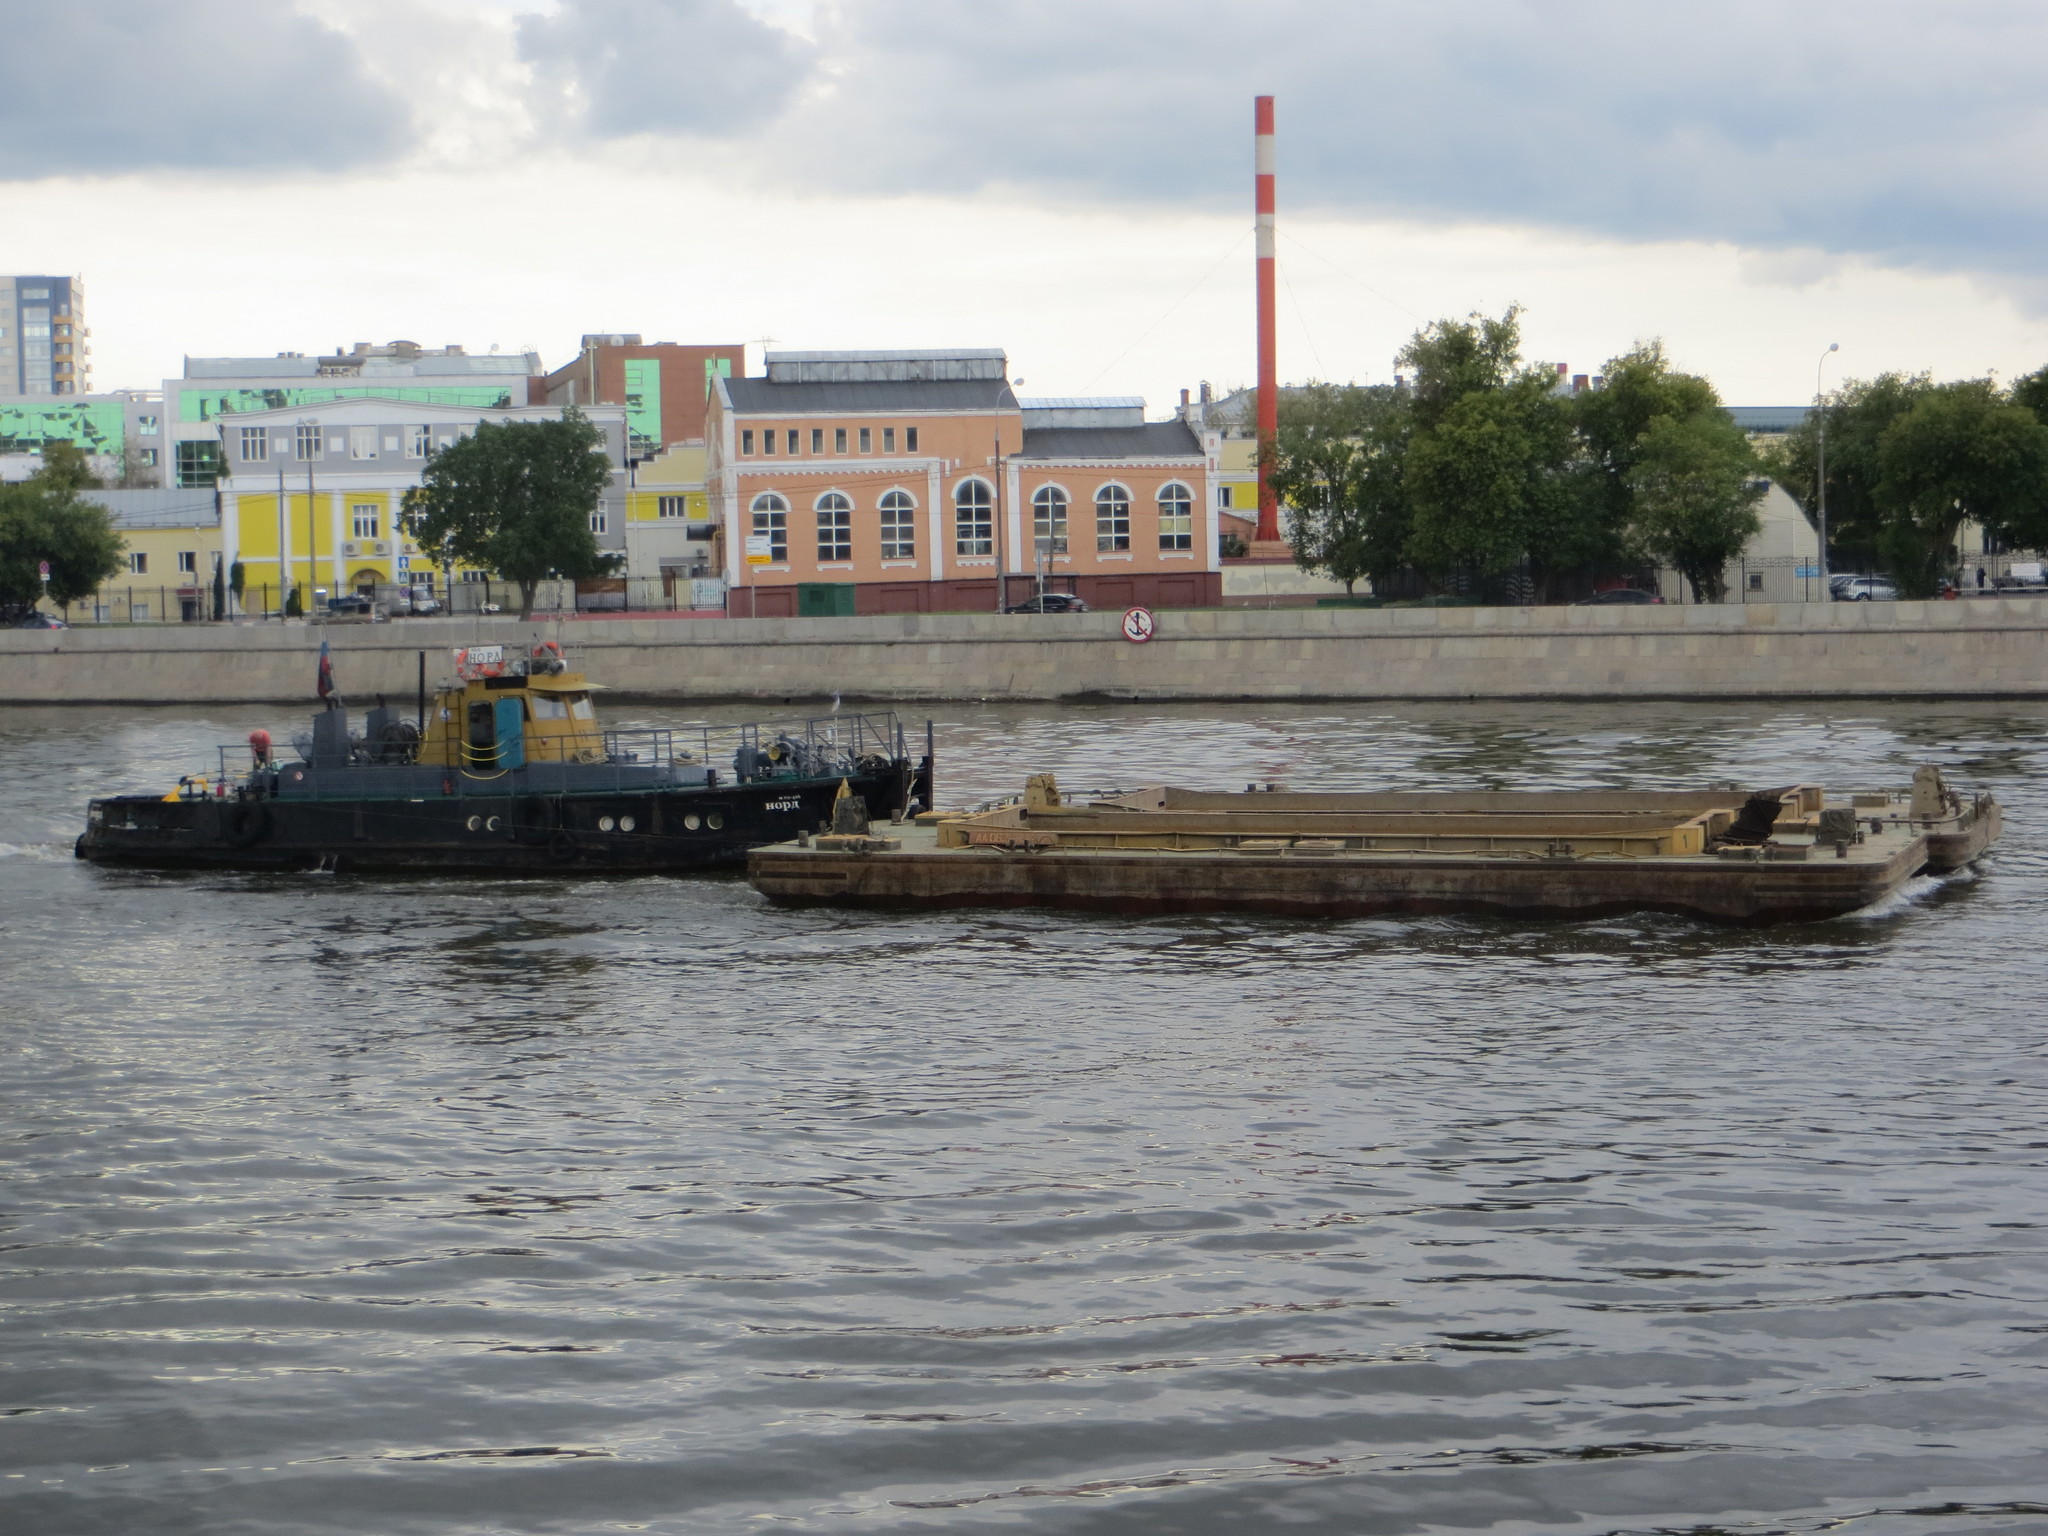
<box><xmin>748</xmin><ymin>770</ymin><xmax>1999</xmax><ymax>925</ymax></box>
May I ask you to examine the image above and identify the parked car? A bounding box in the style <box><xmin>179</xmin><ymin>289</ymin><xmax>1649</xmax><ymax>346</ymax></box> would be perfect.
<box><xmin>1992</xmin><ymin>562</ymin><xmax>2048</xmax><ymax>590</ymax></box>
<box><xmin>13</xmin><ymin>612</ymin><xmax>67</xmax><ymax>629</ymax></box>
<box><xmin>325</xmin><ymin>593</ymin><xmax>377</xmax><ymax>621</ymax></box>
<box><xmin>1837</xmin><ymin>576</ymin><xmax>1899</xmax><ymax>601</ymax></box>
<box><xmin>1574</xmin><ymin>587</ymin><xmax>1662</xmax><ymax>605</ymax></box>
<box><xmin>403</xmin><ymin>587</ymin><xmax>441</xmax><ymax>616</ymax></box>
<box><xmin>1004</xmin><ymin>592</ymin><xmax>1090</xmax><ymax>614</ymax></box>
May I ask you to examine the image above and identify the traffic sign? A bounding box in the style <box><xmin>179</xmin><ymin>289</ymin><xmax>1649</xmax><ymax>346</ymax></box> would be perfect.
<box><xmin>1121</xmin><ymin>605</ymin><xmax>1156</xmax><ymax>643</ymax></box>
<box><xmin>37</xmin><ymin>560</ymin><xmax>50</xmax><ymax>582</ymax></box>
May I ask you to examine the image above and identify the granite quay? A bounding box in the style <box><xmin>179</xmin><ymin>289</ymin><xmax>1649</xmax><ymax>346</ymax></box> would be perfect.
<box><xmin>4</xmin><ymin>601</ymin><xmax>2047</xmax><ymax>705</ymax></box>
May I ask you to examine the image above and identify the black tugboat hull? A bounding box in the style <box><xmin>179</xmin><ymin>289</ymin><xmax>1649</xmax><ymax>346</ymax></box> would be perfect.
<box><xmin>77</xmin><ymin>767</ymin><xmax>916</xmax><ymax>875</ymax></box>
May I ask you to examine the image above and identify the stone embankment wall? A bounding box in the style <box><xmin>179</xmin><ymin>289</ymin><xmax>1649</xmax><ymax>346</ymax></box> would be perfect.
<box><xmin>3</xmin><ymin>602</ymin><xmax>2046</xmax><ymax>704</ymax></box>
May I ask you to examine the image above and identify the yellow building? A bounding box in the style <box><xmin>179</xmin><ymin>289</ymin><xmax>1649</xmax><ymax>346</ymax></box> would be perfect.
<box><xmin>624</xmin><ymin>441</ymin><xmax>722</xmax><ymax>600</ymax></box>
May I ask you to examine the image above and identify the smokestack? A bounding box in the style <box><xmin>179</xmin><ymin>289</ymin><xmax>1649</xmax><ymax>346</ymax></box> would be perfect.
<box><xmin>1254</xmin><ymin>95</ymin><xmax>1280</xmax><ymax>543</ymax></box>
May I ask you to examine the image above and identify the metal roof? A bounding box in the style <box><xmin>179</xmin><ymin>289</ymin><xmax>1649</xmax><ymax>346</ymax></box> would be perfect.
<box><xmin>1727</xmin><ymin>406</ymin><xmax>1810</xmax><ymax>434</ymax></box>
<box><xmin>1018</xmin><ymin>397</ymin><xmax>1144</xmax><ymax>410</ymax></box>
<box><xmin>88</xmin><ymin>488</ymin><xmax>220</xmax><ymax>529</ymax></box>
<box><xmin>724</xmin><ymin>377</ymin><xmax>1018</xmax><ymax>412</ymax></box>
<box><xmin>1017</xmin><ymin>421</ymin><xmax>1203</xmax><ymax>460</ymax></box>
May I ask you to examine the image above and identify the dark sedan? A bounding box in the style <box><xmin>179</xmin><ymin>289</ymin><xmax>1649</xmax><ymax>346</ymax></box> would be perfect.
<box><xmin>1004</xmin><ymin>593</ymin><xmax>1090</xmax><ymax>614</ymax></box>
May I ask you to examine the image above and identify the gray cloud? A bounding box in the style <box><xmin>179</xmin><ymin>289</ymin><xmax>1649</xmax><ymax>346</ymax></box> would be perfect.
<box><xmin>542</xmin><ymin>0</ymin><xmax>2048</xmax><ymax>297</ymax></box>
<box><xmin>0</xmin><ymin>1</ymin><xmax>411</xmax><ymax>179</ymax></box>
<box><xmin>517</xmin><ymin>0</ymin><xmax>812</xmax><ymax>138</ymax></box>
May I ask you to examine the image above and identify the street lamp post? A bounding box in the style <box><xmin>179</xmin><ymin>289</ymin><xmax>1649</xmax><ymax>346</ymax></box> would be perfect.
<box><xmin>1816</xmin><ymin>343</ymin><xmax>1839</xmax><ymax>600</ymax></box>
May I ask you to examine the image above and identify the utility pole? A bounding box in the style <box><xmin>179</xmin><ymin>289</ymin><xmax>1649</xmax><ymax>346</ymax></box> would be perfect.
<box><xmin>1816</xmin><ymin>343</ymin><xmax>1839</xmax><ymax>601</ymax></box>
<box><xmin>1254</xmin><ymin>95</ymin><xmax>1280</xmax><ymax>545</ymax></box>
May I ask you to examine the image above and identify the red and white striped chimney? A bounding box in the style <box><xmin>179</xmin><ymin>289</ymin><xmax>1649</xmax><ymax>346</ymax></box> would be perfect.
<box><xmin>1254</xmin><ymin>95</ymin><xmax>1280</xmax><ymax>543</ymax></box>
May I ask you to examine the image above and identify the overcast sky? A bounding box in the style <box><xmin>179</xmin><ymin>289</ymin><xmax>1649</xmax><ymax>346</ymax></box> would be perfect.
<box><xmin>7</xmin><ymin>0</ymin><xmax>2047</xmax><ymax>409</ymax></box>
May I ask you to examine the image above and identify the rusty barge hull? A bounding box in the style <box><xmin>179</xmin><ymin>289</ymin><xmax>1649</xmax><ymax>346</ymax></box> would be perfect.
<box><xmin>748</xmin><ymin>777</ymin><xmax>2000</xmax><ymax>926</ymax></box>
<box><xmin>750</xmin><ymin>838</ymin><xmax>1926</xmax><ymax>925</ymax></box>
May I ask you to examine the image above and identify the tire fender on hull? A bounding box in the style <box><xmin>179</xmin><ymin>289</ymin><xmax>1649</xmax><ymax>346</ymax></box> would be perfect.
<box><xmin>222</xmin><ymin>801</ymin><xmax>272</xmax><ymax>848</ymax></box>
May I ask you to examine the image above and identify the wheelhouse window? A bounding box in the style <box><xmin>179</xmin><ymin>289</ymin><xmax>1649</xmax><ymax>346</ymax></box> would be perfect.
<box><xmin>879</xmin><ymin>490</ymin><xmax>917</xmax><ymax>560</ymax></box>
<box><xmin>815</xmin><ymin>492</ymin><xmax>853</xmax><ymax>562</ymax></box>
<box><xmin>751</xmin><ymin>492</ymin><xmax>789</xmax><ymax>561</ymax></box>
<box><xmin>1157</xmin><ymin>482</ymin><xmax>1193</xmax><ymax>551</ymax></box>
<box><xmin>954</xmin><ymin>479</ymin><xmax>994</xmax><ymax>557</ymax></box>
<box><xmin>1031</xmin><ymin>485</ymin><xmax>1069</xmax><ymax>555</ymax></box>
<box><xmin>1096</xmin><ymin>484</ymin><xmax>1132</xmax><ymax>553</ymax></box>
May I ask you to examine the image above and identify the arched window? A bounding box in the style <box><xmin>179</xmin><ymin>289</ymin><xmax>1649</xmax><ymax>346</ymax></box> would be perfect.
<box><xmin>815</xmin><ymin>491</ymin><xmax>852</xmax><ymax>562</ymax></box>
<box><xmin>750</xmin><ymin>492</ymin><xmax>788</xmax><ymax>562</ymax></box>
<box><xmin>1031</xmin><ymin>485</ymin><xmax>1068</xmax><ymax>556</ymax></box>
<box><xmin>1157</xmin><ymin>482</ymin><xmax>1193</xmax><ymax>552</ymax></box>
<box><xmin>955</xmin><ymin>479</ymin><xmax>993</xmax><ymax>557</ymax></box>
<box><xmin>1095</xmin><ymin>484</ymin><xmax>1131</xmax><ymax>553</ymax></box>
<box><xmin>879</xmin><ymin>489</ymin><xmax>918</xmax><ymax>561</ymax></box>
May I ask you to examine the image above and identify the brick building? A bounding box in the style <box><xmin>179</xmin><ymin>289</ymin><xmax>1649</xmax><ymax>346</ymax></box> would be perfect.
<box><xmin>710</xmin><ymin>349</ymin><xmax>1221</xmax><ymax>616</ymax></box>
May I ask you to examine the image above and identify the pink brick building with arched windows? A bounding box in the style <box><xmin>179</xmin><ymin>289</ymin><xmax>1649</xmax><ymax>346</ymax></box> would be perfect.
<box><xmin>709</xmin><ymin>349</ymin><xmax>1222</xmax><ymax>615</ymax></box>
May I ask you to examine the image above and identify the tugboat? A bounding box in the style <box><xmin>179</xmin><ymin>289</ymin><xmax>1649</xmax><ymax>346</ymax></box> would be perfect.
<box><xmin>77</xmin><ymin>639</ymin><xmax>931</xmax><ymax>873</ymax></box>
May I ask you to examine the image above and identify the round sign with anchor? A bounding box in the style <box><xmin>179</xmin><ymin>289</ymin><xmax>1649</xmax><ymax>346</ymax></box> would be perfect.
<box><xmin>1121</xmin><ymin>605</ymin><xmax>1156</xmax><ymax>643</ymax></box>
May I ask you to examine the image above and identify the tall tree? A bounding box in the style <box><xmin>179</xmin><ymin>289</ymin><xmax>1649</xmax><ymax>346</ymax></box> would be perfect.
<box><xmin>402</xmin><ymin>410</ymin><xmax>618</xmax><ymax>619</ymax></box>
<box><xmin>1764</xmin><ymin>372</ymin><xmax>1930</xmax><ymax>571</ymax></box>
<box><xmin>1265</xmin><ymin>382</ymin><xmax>1412</xmax><ymax>594</ymax></box>
<box><xmin>1398</xmin><ymin>306</ymin><xmax>1525</xmax><ymax>430</ymax></box>
<box><xmin>1575</xmin><ymin>342</ymin><xmax>1719</xmax><ymax>540</ymax></box>
<box><xmin>1874</xmin><ymin>382</ymin><xmax>2048</xmax><ymax>596</ymax></box>
<box><xmin>0</xmin><ymin>454</ymin><xmax>125</xmax><ymax>621</ymax></box>
<box><xmin>1626</xmin><ymin>411</ymin><xmax>1765</xmax><ymax>602</ymax></box>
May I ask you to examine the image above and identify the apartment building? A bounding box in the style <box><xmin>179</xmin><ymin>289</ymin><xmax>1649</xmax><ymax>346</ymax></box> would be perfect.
<box><xmin>0</xmin><ymin>275</ymin><xmax>89</xmax><ymax>399</ymax></box>
<box><xmin>541</xmin><ymin>335</ymin><xmax>744</xmax><ymax>459</ymax></box>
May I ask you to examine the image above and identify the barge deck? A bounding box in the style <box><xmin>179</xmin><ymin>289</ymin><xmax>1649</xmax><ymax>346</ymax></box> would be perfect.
<box><xmin>749</xmin><ymin>772</ymin><xmax>1999</xmax><ymax>925</ymax></box>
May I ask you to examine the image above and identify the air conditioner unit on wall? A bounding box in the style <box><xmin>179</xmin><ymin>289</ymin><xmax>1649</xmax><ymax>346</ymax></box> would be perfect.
<box><xmin>372</xmin><ymin>539</ymin><xmax>391</xmax><ymax>556</ymax></box>
<box><xmin>342</xmin><ymin>540</ymin><xmax>360</xmax><ymax>557</ymax></box>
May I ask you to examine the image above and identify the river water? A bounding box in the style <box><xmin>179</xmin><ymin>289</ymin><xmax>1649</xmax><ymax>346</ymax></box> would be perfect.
<box><xmin>4</xmin><ymin>697</ymin><xmax>2047</xmax><ymax>1535</ymax></box>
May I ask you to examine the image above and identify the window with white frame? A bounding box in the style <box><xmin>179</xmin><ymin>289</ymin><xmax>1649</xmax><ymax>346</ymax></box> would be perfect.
<box><xmin>658</xmin><ymin>495</ymin><xmax>687</xmax><ymax>518</ymax></box>
<box><xmin>295</xmin><ymin>423</ymin><xmax>321</xmax><ymax>461</ymax></box>
<box><xmin>954</xmin><ymin>479</ymin><xmax>994</xmax><ymax>557</ymax></box>
<box><xmin>810</xmin><ymin>428</ymin><xmax>823</xmax><ymax>454</ymax></box>
<box><xmin>1031</xmin><ymin>485</ymin><xmax>1069</xmax><ymax>555</ymax></box>
<box><xmin>1217</xmin><ymin>484</ymin><xmax>1233</xmax><ymax>508</ymax></box>
<box><xmin>140</xmin><ymin>448</ymin><xmax>158</xmax><ymax>467</ymax></box>
<box><xmin>858</xmin><ymin>427</ymin><xmax>872</xmax><ymax>453</ymax></box>
<box><xmin>128</xmin><ymin>552</ymin><xmax>148</xmax><ymax>574</ymax></box>
<box><xmin>742</xmin><ymin>429</ymin><xmax>756</xmax><ymax>455</ymax></box>
<box><xmin>879</xmin><ymin>490</ymin><xmax>917</xmax><ymax>560</ymax></box>
<box><xmin>751</xmin><ymin>492</ymin><xmax>788</xmax><ymax>561</ymax></box>
<box><xmin>816</xmin><ymin>492</ymin><xmax>853</xmax><ymax>562</ymax></box>
<box><xmin>1157</xmin><ymin>482</ymin><xmax>1193</xmax><ymax>551</ymax></box>
<box><xmin>239</xmin><ymin>426</ymin><xmax>268</xmax><ymax>462</ymax></box>
<box><xmin>882</xmin><ymin>427</ymin><xmax>896</xmax><ymax>453</ymax></box>
<box><xmin>589</xmin><ymin>506</ymin><xmax>608</xmax><ymax>534</ymax></box>
<box><xmin>351</xmin><ymin>504</ymin><xmax>381</xmax><ymax>539</ymax></box>
<box><xmin>905</xmin><ymin>426</ymin><xmax>919</xmax><ymax>453</ymax></box>
<box><xmin>1096</xmin><ymin>484</ymin><xmax>1131</xmax><ymax>553</ymax></box>
<box><xmin>409</xmin><ymin>425</ymin><xmax>431</xmax><ymax>458</ymax></box>
<box><xmin>834</xmin><ymin>427</ymin><xmax>848</xmax><ymax>454</ymax></box>
<box><xmin>177</xmin><ymin>550</ymin><xmax>197</xmax><ymax>573</ymax></box>
<box><xmin>137</xmin><ymin>414</ymin><xmax>159</xmax><ymax>436</ymax></box>
<box><xmin>786</xmin><ymin>429</ymin><xmax>800</xmax><ymax>455</ymax></box>
<box><xmin>350</xmin><ymin>426</ymin><xmax>376</xmax><ymax>459</ymax></box>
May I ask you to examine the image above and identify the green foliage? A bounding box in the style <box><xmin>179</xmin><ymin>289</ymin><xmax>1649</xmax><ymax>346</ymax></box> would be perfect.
<box><xmin>229</xmin><ymin>560</ymin><xmax>246</xmax><ymax>598</ymax></box>
<box><xmin>1626</xmin><ymin>412</ymin><xmax>1765</xmax><ymax>603</ymax></box>
<box><xmin>1873</xmin><ymin>382</ymin><xmax>2048</xmax><ymax>596</ymax></box>
<box><xmin>0</xmin><ymin>455</ymin><xmax>125</xmax><ymax>618</ymax></box>
<box><xmin>402</xmin><ymin>409</ymin><xmax>618</xmax><ymax>619</ymax></box>
<box><xmin>1266</xmin><ymin>382</ymin><xmax>1412</xmax><ymax>593</ymax></box>
<box><xmin>1405</xmin><ymin>377</ymin><xmax>1583</xmax><ymax>581</ymax></box>
<box><xmin>1764</xmin><ymin>372</ymin><xmax>1930</xmax><ymax>570</ymax></box>
<box><xmin>36</xmin><ymin>439</ymin><xmax>104</xmax><ymax>495</ymax></box>
<box><xmin>2012</xmin><ymin>365</ymin><xmax>2048</xmax><ymax>427</ymax></box>
<box><xmin>1397</xmin><ymin>306</ymin><xmax>1527</xmax><ymax>430</ymax></box>
<box><xmin>284</xmin><ymin>584</ymin><xmax>304</xmax><ymax>618</ymax></box>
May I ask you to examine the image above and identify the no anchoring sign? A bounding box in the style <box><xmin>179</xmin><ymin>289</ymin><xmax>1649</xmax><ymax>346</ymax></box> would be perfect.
<box><xmin>1121</xmin><ymin>605</ymin><xmax>1156</xmax><ymax>644</ymax></box>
